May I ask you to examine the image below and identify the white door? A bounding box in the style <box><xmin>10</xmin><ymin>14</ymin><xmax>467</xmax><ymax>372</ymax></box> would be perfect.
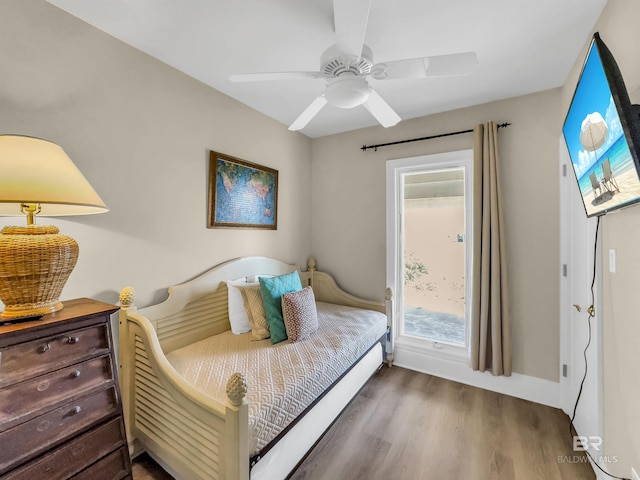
<box><xmin>559</xmin><ymin>139</ymin><xmax>603</xmax><ymax>470</ymax></box>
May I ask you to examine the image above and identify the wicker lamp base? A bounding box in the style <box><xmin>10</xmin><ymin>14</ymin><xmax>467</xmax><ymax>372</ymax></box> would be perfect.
<box><xmin>0</xmin><ymin>225</ymin><xmax>79</xmax><ymax>319</ymax></box>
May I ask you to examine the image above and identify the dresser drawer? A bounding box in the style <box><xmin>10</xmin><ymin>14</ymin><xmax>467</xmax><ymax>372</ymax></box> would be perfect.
<box><xmin>0</xmin><ymin>324</ymin><xmax>110</xmax><ymax>388</ymax></box>
<box><xmin>1</xmin><ymin>417</ymin><xmax>126</xmax><ymax>480</ymax></box>
<box><xmin>70</xmin><ymin>447</ymin><xmax>130</xmax><ymax>480</ymax></box>
<box><xmin>0</xmin><ymin>355</ymin><xmax>114</xmax><ymax>432</ymax></box>
<box><xmin>0</xmin><ymin>386</ymin><xmax>119</xmax><ymax>474</ymax></box>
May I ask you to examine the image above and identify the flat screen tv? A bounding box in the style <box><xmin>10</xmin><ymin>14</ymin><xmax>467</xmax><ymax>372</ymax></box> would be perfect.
<box><xmin>563</xmin><ymin>32</ymin><xmax>640</xmax><ymax>217</ymax></box>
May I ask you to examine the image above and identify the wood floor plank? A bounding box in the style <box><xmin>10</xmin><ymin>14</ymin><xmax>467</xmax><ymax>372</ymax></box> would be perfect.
<box><xmin>289</xmin><ymin>367</ymin><xmax>595</xmax><ymax>480</ymax></box>
<box><xmin>133</xmin><ymin>366</ymin><xmax>596</xmax><ymax>480</ymax></box>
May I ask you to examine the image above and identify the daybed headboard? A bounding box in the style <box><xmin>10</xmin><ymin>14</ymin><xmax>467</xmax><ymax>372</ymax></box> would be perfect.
<box><xmin>131</xmin><ymin>257</ymin><xmax>305</xmax><ymax>353</ymax></box>
<box><xmin>121</xmin><ymin>256</ymin><xmax>389</xmax><ymax>356</ymax></box>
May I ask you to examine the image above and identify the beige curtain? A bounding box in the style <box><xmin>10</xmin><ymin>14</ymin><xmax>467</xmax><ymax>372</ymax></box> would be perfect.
<box><xmin>470</xmin><ymin>121</ymin><xmax>511</xmax><ymax>376</ymax></box>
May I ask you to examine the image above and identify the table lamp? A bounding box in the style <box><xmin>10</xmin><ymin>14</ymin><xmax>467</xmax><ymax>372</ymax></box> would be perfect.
<box><xmin>0</xmin><ymin>135</ymin><xmax>108</xmax><ymax>319</ymax></box>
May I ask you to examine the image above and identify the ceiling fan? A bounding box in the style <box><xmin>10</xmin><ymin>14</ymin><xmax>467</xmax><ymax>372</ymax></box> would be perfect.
<box><xmin>229</xmin><ymin>0</ymin><xmax>478</xmax><ymax>131</ymax></box>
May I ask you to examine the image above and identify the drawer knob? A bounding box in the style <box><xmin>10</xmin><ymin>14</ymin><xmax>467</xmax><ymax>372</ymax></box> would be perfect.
<box><xmin>71</xmin><ymin>406</ymin><xmax>82</xmax><ymax>415</ymax></box>
<box><xmin>71</xmin><ymin>370</ymin><xmax>82</xmax><ymax>378</ymax></box>
<box><xmin>67</xmin><ymin>336</ymin><xmax>80</xmax><ymax>344</ymax></box>
<box><xmin>38</xmin><ymin>343</ymin><xmax>50</xmax><ymax>353</ymax></box>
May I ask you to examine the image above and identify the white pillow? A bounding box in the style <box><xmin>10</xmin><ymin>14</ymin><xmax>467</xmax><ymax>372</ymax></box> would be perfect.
<box><xmin>227</xmin><ymin>278</ymin><xmax>257</xmax><ymax>334</ymax></box>
<box><xmin>226</xmin><ymin>275</ymin><xmax>273</xmax><ymax>334</ymax></box>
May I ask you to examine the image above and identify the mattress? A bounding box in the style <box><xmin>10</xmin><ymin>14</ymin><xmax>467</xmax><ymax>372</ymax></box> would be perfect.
<box><xmin>165</xmin><ymin>301</ymin><xmax>387</xmax><ymax>455</ymax></box>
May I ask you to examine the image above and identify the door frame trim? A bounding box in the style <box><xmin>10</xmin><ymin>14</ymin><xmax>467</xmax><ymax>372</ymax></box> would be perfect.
<box><xmin>386</xmin><ymin>149</ymin><xmax>473</xmax><ymax>363</ymax></box>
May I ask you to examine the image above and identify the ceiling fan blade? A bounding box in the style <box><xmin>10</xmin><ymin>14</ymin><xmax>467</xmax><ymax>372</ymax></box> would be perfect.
<box><xmin>372</xmin><ymin>52</ymin><xmax>478</xmax><ymax>80</ymax></box>
<box><xmin>333</xmin><ymin>0</ymin><xmax>372</xmax><ymax>58</ymax></box>
<box><xmin>229</xmin><ymin>71</ymin><xmax>323</xmax><ymax>82</ymax></box>
<box><xmin>363</xmin><ymin>89</ymin><xmax>401</xmax><ymax>128</ymax></box>
<box><xmin>288</xmin><ymin>94</ymin><xmax>328</xmax><ymax>131</ymax></box>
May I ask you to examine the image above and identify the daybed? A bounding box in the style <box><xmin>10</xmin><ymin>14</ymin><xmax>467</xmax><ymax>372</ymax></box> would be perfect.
<box><xmin>117</xmin><ymin>257</ymin><xmax>394</xmax><ymax>480</ymax></box>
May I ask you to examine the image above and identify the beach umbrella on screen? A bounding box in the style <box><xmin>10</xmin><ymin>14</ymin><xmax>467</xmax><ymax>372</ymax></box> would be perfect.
<box><xmin>580</xmin><ymin>112</ymin><xmax>608</xmax><ymax>152</ymax></box>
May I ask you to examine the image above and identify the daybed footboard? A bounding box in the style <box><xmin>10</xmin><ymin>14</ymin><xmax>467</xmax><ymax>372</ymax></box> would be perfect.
<box><xmin>119</xmin><ymin>296</ymin><xmax>249</xmax><ymax>480</ymax></box>
<box><xmin>305</xmin><ymin>259</ymin><xmax>394</xmax><ymax>365</ymax></box>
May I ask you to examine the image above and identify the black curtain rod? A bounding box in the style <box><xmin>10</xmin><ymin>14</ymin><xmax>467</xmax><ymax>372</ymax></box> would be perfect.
<box><xmin>361</xmin><ymin>122</ymin><xmax>512</xmax><ymax>152</ymax></box>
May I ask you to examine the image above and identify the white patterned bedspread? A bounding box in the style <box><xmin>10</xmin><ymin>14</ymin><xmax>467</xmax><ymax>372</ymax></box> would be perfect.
<box><xmin>165</xmin><ymin>301</ymin><xmax>387</xmax><ymax>455</ymax></box>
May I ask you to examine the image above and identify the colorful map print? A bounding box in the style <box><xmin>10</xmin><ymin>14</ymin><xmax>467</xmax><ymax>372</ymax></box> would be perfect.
<box><xmin>215</xmin><ymin>159</ymin><xmax>277</xmax><ymax>226</ymax></box>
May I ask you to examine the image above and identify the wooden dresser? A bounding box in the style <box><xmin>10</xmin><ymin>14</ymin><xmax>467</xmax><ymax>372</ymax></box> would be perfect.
<box><xmin>0</xmin><ymin>298</ymin><xmax>131</xmax><ymax>480</ymax></box>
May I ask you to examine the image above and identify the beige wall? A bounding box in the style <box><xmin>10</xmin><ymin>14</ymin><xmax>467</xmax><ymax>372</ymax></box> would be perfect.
<box><xmin>0</xmin><ymin>0</ymin><xmax>312</xmax><ymax>308</ymax></box>
<box><xmin>560</xmin><ymin>0</ymin><xmax>640</xmax><ymax>473</ymax></box>
<box><xmin>311</xmin><ymin>88</ymin><xmax>563</xmax><ymax>381</ymax></box>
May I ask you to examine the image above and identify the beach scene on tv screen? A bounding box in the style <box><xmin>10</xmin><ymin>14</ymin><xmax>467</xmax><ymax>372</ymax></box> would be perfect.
<box><xmin>563</xmin><ymin>44</ymin><xmax>640</xmax><ymax>217</ymax></box>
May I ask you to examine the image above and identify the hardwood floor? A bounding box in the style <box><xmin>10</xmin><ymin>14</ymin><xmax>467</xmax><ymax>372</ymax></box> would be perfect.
<box><xmin>132</xmin><ymin>366</ymin><xmax>595</xmax><ymax>480</ymax></box>
<box><xmin>132</xmin><ymin>453</ymin><xmax>174</xmax><ymax>480</ymax></box>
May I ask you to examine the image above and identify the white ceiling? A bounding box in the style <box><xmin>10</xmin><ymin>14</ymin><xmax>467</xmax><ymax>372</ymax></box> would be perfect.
<box><xmin>47</xmin><ymin>0</ymin><xmax>607</xmax><ymax>138</ymax></box>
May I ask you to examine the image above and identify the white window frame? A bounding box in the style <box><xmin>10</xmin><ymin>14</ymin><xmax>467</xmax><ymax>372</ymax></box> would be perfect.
<box><xmin>386</xmin><ymin>150</ymin><xmax>473</xmax><ymax>363</ymax></box>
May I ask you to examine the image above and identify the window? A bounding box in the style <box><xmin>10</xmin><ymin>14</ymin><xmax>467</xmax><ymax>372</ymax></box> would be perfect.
<box><xmin>403</xmin><ymin>168</ymin><xmax>466</xmax><ymax>345</ymax></box>
<box><xmin>386</xmin><ymin>150</ymin><xmax>472</xmax><ymax>360</ymax></box>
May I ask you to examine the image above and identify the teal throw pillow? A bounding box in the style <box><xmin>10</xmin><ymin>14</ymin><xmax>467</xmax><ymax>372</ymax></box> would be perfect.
<box><xmin>259</xmin><ymin>271</ymin><xmax>303</xmax><ymax>344</ymax></box>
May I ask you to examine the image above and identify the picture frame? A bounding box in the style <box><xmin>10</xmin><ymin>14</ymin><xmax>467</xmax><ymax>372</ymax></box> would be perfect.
<box><xmin>208</xmin><ymin>151</ymin><xmax>278</xmax><ymax>229</ymax></box>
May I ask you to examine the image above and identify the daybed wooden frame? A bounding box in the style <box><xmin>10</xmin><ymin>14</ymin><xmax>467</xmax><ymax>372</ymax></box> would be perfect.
<box><xmin>117</xmin><ymin>257</ymin><xmax>394</xmax><ymax>480</ymax></box>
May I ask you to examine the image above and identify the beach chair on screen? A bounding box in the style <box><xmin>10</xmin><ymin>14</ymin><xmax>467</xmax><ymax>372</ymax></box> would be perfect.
<box><xmin>589</xmin><ymin>172</ymin><xmax>602</xmax><ymax>199</ymax></box>
<box><xmin>601</xmin><ymin>158</ymin><xmax>620</xmax><ymax>193</ymax></box>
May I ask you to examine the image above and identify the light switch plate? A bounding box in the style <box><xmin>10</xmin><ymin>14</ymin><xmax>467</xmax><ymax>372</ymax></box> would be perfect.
<box><xmin>609</xmin><ymin>249</ymin><xmax>616</xmax><ymax>273</ymax></box>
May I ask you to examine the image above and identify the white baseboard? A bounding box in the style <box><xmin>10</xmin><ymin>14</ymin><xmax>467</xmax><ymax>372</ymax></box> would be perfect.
<box><xmin>393</xmin><ymin>345</ymin><xmax>561</xmax><ymax>408</ymax></box>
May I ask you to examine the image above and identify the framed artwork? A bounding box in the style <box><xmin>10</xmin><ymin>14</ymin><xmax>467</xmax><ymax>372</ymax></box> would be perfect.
<box><xmin>208</xmin><ymin>151</ymin><xmax>278</xmax><ymax>229</ymax></box>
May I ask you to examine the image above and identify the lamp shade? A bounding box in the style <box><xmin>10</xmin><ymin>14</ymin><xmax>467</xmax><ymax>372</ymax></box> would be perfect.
<box><xmin>0</xmin><ymin>135</ymin><xmax>108</xmax><ymax>319</ymax></box>
<box><xmin>0</xmin><ymin>135</ymin><xmax>108</xmax><ymax>216</ymax></box>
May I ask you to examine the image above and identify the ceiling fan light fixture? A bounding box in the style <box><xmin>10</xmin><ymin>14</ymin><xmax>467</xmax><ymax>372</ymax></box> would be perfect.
<box><xmin>325</xmin><ymin>75</ymin><xmax>371</xmax><ymax>108</ymax></box>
